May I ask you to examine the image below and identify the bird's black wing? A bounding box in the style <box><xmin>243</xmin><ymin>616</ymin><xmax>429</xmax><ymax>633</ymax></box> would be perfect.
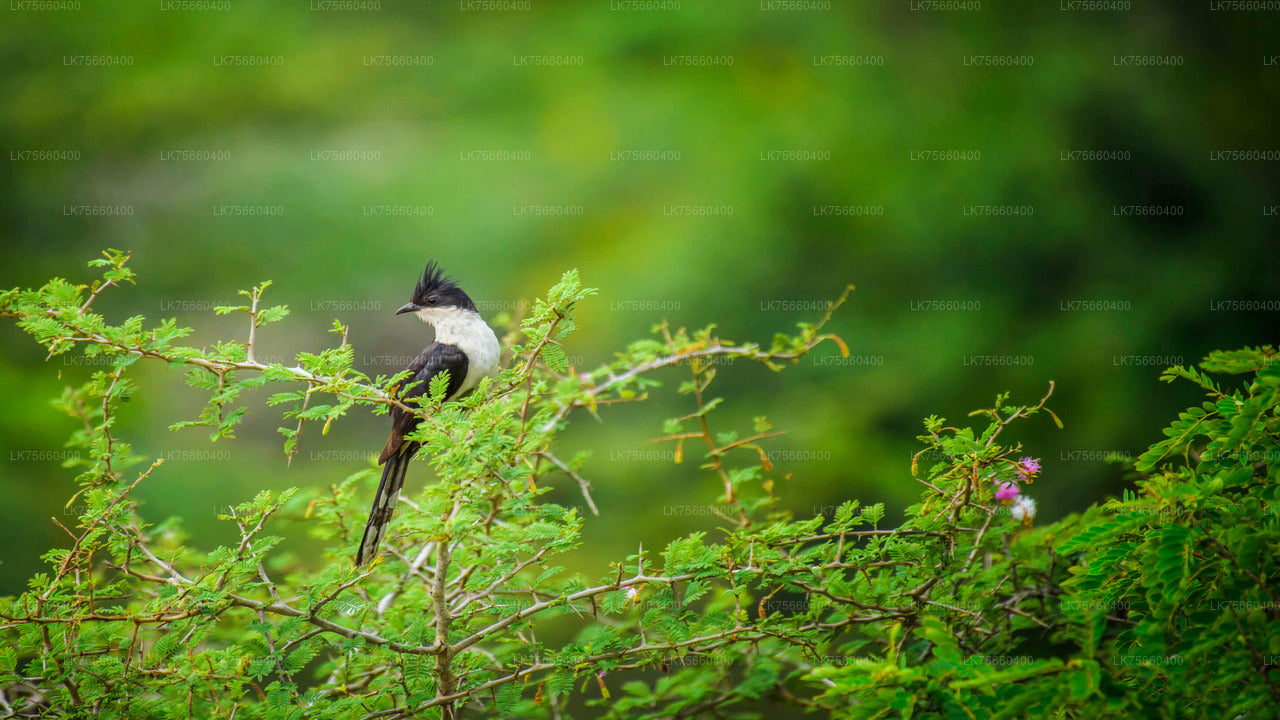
<box><xmin>358</xmin><ymin>342</ymin><xmax>468</xmax><ymax>565</ymax></box>
<box><xmin>377</xmin><ymin>342</ymin><xmax>469</xmax><ymax>464</ymax></box>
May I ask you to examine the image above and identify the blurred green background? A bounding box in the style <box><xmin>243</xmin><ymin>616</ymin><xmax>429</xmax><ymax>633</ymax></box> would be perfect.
<box><xmin>2</xmin><ymin>3</ymin><xmax>1277</xmax><ymax>595</ymax></box>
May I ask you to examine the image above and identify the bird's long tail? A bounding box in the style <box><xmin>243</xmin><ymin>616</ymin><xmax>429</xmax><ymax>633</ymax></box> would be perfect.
<box><xmin>355</xmin><ymin>446</ymin><xmax>414</xmax><ymax>566</ymax></box>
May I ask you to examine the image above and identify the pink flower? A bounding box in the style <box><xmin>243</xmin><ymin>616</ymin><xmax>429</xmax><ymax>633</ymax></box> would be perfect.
<box><xmin>994</xmin><ymin>482</ymin><xmax>1021</xmax><ymax>501</ymax></box>
<box><xmin>1016</xmin><ymin>457</ymin><xmax>1041</xmax><ymax>481</ymax></box>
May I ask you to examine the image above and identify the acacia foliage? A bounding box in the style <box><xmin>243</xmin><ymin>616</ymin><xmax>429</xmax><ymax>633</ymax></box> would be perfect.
<box><xmin>0</xmin><ymin>251</ymin><xmax>1275</xmax><ymax>719</ymax></box>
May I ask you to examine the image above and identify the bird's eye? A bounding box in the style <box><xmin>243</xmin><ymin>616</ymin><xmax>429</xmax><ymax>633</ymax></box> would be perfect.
<box><xmin>426</xmin><ymin>296</ymin><xmax>438</xmax><ymax>306</ymax></box>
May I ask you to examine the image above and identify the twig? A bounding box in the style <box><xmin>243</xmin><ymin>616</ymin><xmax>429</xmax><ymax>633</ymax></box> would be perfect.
<box><xmin>540</xmin><ymin>451</ymin><xmax>599</xmax><ymax>515</ymax></box>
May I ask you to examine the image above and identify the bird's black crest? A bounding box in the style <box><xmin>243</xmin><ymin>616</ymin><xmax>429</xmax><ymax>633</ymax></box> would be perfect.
<box><xmin>413</xmin><ymin>261</ymin><xmax>455</xmax><ymax>299</ymax></box>
<box><xmin>411</xmin><ymin>261</ymin><xmax>476</xmax><ymax>311</ymax></box>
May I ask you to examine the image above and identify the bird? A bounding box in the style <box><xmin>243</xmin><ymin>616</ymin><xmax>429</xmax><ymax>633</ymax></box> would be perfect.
<box><xmin>355</xmin><ymin>261</ymin><xmax>501</xmax><ymax>566</ymax></box>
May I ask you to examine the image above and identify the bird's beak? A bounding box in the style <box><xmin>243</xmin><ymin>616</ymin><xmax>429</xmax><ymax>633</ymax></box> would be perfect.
<box><xmin>395</xmin><ymin>302</ymin><xmax>419</xmax><ymax>316</ymax></box>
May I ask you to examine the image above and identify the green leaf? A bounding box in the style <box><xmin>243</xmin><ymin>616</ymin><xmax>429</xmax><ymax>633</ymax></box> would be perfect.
<box><xmin>256</xmin><ymin>305</ymin><xmax>290</xmax><ymax>326</ymax></box>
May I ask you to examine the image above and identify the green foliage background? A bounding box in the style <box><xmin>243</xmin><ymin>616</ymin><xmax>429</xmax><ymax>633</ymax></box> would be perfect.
<box><xmin>1</xmin><ymin>1</ymin><xmax>1277</xmax><ymax>636</ymax></box>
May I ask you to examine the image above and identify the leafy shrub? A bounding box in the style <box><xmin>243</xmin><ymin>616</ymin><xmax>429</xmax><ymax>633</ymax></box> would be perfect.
<box><xmin>0</xmin><ymin>251</ymin><xmax>1274</xmax><ymax>718</ymax></box>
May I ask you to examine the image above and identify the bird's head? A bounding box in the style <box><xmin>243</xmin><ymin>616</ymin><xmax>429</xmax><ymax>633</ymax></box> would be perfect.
<box><xmin>396</xmin><ymin>261</ymin><xmax>478</xmax><ymax>323</ymax></box>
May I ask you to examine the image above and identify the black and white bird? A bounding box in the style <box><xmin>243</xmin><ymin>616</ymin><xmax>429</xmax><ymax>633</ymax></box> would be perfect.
<box><xmin>355</xmin><ymin>262</ymin><xmax>501</xmax><ymax>566</ymax></box>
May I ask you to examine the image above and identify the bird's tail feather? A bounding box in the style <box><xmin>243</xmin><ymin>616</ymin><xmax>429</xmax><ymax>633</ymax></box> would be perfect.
<box><xmin>355</xmin><ymin>447</ymin><xmax>412</xmax><ymax>566</ymax></box>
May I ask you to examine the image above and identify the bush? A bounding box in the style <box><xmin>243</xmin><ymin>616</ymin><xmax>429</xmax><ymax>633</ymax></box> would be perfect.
<box><xmin>0</xmin><ymin>251</ymin><xmax>1274</xmax><ymax>718</ymax></box>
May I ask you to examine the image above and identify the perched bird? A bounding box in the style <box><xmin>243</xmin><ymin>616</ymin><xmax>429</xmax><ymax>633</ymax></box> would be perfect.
<box><xmin>355</xmin><ymin>262</ymin><xmax>501</xmax><ymax>566</ymax></box>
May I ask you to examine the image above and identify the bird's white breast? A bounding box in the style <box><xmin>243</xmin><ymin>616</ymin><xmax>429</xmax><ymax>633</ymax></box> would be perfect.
<box><xmin>417</xmin><ymin>307</ymin><xmax>501</xmax><ymax>398</ymax></box>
